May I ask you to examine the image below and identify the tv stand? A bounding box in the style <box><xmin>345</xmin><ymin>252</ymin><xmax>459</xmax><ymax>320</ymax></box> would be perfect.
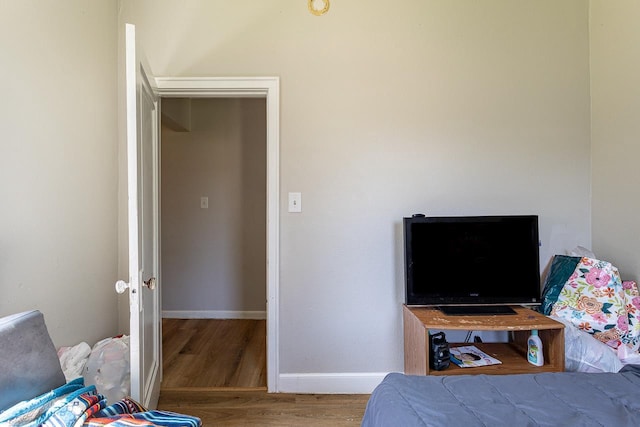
<box><xmin>439</xmin><ymin>305</ymin><xmax>516</xmax><ymax>316</ymax></box>
<box><xmin>403</xmin><ymin>305</ymin><xmax>565</xmax><ymax>375</ymax></box>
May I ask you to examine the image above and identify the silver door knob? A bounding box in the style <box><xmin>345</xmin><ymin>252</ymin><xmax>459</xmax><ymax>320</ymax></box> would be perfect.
<box><xmin>143</xmin><ymin>277</ymin><xmax>156</xmax><ymax>290</ymax></box>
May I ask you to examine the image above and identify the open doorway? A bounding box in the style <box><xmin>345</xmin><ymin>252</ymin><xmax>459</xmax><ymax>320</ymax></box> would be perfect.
<box><xmin>159</xmin><ymin>97</ymin><xmax>267</xmax><ymax>389</ymax></box>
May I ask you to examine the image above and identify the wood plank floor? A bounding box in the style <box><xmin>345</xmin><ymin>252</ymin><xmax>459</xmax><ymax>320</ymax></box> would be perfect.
<box><xmin>159</xmin><ymin>319</ymin><xmax>371</xmax><ymax>425</ymax></box>
<box><xmin>162</xmin><ymin>318</ymin><xmax>267</xmax><ymax>389</ymax></box>
<box><xmin>158</xmin><ymin>390</ymin><xmax>370</xmax><ymax>426</ymax></box>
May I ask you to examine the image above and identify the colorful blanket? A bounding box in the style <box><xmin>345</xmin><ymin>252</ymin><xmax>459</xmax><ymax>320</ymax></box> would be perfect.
<box><xmin>0</xmin><ymin>378</ymin><xmax>201</xmax><ymax>427</ymax></box>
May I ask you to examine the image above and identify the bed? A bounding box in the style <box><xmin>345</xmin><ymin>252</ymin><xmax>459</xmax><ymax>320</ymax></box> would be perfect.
<box><xmin>362</xmin><ymin>367</ymin><xmax>640</xmax><ymax>427</ymax></box>
<box><xmin>363</xmin><ymin>254</ymin><xmax>640</xmax><ymax>426</ymax></box>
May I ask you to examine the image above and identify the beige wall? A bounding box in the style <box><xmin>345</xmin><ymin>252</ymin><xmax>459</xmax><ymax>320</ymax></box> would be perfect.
<box><xmin>118</xmin><ymin>0</ymin><xmax>592</xmax><ymax>375</ymax></box>
<box><xmin>0</xmin><ymin>1</ymin><xmax>118</xmax><ymax>346</ymax></box>
<box><xmin>590</xmin><ymin>1</ymin><xmax>640</xmax><ymax>282</ymax></box>
<box><xmin>161</xmin><ymin>98</ymin><xmax>267</xmax><ymax>313</ymax></box>
<box><xmin>6</xmin><ymin>0</ymin><xmax>637</xmax><ymax>388</ymax></box>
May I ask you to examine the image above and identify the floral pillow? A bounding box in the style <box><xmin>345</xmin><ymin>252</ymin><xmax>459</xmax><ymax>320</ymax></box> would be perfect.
<box><xmin>622</xmin><ymin>280</ymin><xmax>640</xmax><ymax>350</ymax></box>
<box><xmin>551</xmin><ymin>257</ymin><xmax>639</xmax><ymax>350</ymax></box>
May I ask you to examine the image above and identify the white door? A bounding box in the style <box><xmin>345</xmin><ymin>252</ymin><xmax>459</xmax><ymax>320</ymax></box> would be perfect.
<box><xmin>121</xmin><ymin>23</ymin><xmax>161</xmax><ymax>408</ymax></box>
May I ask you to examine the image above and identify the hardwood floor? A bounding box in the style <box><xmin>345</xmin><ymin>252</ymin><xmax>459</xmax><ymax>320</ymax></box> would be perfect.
<box><xmin>159</xmin><ymin>319</ymin><xmax>370</xmax><ymax>425</ymax></box>
<box><xmin>162</xmin><ymin>318</ymin><xmax>266</xmax><ymax>389</ymax></box>
<box><xmin>158</xmin><ymin>390</ymin><xmax>370</xmax><ymax>426</ymax></box>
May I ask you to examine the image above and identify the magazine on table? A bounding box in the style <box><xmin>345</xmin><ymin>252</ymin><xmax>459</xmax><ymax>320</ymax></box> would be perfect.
<box><xmin>449</xmin><ymin>345</ymin><xmax>502</xmax><ymax>368</ymax></box>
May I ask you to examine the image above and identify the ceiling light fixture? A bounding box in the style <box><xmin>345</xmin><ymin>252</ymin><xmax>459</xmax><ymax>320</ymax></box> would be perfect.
<box><xmin>308</xmin><ymin>0</ymin><xmax>330</xmax><ymax>16</ymax></box>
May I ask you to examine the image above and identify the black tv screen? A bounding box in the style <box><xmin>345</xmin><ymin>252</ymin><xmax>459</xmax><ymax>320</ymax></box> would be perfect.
<box><xmin>404</xmin><ymin>215</ymin><xmax>541</xmax><ymax>309</ymax></box>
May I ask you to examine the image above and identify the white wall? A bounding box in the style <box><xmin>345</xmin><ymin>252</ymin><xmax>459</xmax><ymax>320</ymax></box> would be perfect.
<box><xmin>161</xmin><ymin>98</ymin><xmax>267</xmax><ymax>315</ymax></box>
<box><xmin>8</xmin><ymin>0</ymin><xmax>637</xmax><ymax>393</ymax></box>
<box><xmin>118</xmin><ymin>0</ymin><xmax>592</xmax><ymax>386</ymax></box>
<box><xmin>590</xmin><ymin>1</ymin><xmax>640</xmax><ymax>282</ymax></box>
<box><xmin>0</xmin><ymin>1</ymin><xmax>119</xmax><ymax>347</ymax></box>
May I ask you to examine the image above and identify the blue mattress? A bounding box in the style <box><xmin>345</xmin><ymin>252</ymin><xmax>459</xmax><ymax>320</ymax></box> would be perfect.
<box><xmin>362</xmin><ymin>366</ymin><xmax>640</xmax><ymax>427</ymax></box>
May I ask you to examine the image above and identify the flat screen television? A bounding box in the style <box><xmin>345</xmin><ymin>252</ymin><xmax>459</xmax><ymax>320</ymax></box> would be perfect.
<box><xmin>403</xmin><ymin>215</ymin><xmax>541</xmax><ymax>315</ymax></box>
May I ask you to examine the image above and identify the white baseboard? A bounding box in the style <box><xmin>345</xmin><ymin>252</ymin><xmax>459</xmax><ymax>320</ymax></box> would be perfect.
<box><xmin>278</xmin><ymin>372</ymin><xmax>388</xmax><ymax>394</ymax></box>
<box><xmin>162</xmin><ymin>310</ymin><xmax>267</xmax><ymax>320</ymax></box>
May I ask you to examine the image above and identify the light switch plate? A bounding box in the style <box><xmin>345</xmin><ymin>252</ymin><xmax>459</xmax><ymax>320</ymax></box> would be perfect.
<box><xmin>200</xmin><ymin>197</ymin><xmax>209</xmax><ymax>209</ymax></box>
<box><xmin>288</xmin><ymin>192</ymin><xmax>302</xmax><ymax>213</ymax></box>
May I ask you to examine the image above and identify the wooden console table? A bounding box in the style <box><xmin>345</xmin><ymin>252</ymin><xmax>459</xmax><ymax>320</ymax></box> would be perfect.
<box><xmin>403</xmin><ymin>305</ymin><xmax>565</xmax><ymax>375</ymax></box>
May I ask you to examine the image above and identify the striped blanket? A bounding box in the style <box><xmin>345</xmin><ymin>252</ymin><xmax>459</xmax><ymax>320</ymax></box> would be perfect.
<box><xmin>0</xmin><ymin>378</ymin><xmax>201</xmax><ymax>427</ymax></box>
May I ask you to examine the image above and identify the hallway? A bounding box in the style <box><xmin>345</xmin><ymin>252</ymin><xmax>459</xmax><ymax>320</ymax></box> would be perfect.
<box><xmin>162</xmin><ymin>318</ymin><xmax>266</xmax><ymax>389</ymax></box>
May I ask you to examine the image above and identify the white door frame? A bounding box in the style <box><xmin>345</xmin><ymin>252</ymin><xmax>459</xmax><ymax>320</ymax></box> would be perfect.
<box><xmin>155</xmin><ymin>77</ymin><xmax>280</xmax><ymax>392</ymax></box>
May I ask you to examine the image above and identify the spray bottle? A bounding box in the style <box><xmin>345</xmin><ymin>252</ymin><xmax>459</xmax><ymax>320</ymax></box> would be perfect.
<box><xmin>527</xmin><ymin>329</ymin><xmax>544</xmax><ymax>367</ymax></box>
